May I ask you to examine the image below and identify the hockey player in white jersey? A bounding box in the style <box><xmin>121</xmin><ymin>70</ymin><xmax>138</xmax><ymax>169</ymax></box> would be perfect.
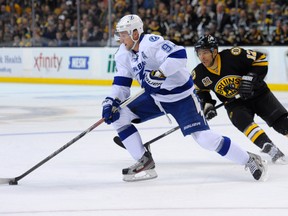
<box><xmin>101</xmin><ymin>14</ymin><xmax>268</xmax><ymax>182</ymax></box>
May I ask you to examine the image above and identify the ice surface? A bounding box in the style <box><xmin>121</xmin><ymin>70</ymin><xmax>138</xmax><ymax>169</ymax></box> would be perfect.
<box><xmin>1</xmin><ymin>83</ymin><xmax>288</xmax><ymax>216</ymax></box>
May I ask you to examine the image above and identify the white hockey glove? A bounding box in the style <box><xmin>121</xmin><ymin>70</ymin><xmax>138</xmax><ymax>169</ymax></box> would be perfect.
<box><xmin>203</xmin><ymin>103</ymin><xmax>217</xmax><ymax>120</ymax></box>
<box><xmin>141</xmin><ymin>70</ymin><xmax>166</xmax><ymax>94</ymax></box>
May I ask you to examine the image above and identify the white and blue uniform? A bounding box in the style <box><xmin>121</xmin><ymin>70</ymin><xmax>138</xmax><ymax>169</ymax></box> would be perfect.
<box><xmin>108</xmin><ymin>34</ymin><xmax>249</xmax><ymax>166</ymax></box>
<box><xmin>111</xmin><ymin>34</ymin><xmax>208</xmax><ymax>135</ymax></box>
<box><xmin>111</xmin><ymin>34</ymin><xmax>193</xmax><ymax>102</ymax></box>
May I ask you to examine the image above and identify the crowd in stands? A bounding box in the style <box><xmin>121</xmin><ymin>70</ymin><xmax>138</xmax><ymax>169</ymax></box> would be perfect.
<box><xmin>0</xmin><ymin>0</ymin><xmax>287</xmax><ymax>47</ymax></box>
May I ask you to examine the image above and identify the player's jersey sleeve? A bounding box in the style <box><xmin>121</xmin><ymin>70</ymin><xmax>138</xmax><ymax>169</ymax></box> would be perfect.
<box><xmin>139</xmin><ymin>34</ymin><xmax>193</xmax><ymax>102</ymax></box>
<box><xmin>110</xmin><ymin>44</ymin><xmax>133</xmax><ymax>101</ymax></box>
<box><xmin>236</xmin><ymin>47</ymin><xmax>268</xmax><ymax>80</ymax></box>
<box><xmin>191</xmin><ymin>66</ymin><xmax>214</xmax><ymax>104</ymax></box>
<box><xmin>142</xmin><ymin>36</ymin><xmax>188</xmax><ymax>77</ymax></box>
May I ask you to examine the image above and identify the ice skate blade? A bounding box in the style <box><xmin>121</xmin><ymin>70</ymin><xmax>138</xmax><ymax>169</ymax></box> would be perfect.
<box><xmin>123</xmin><ymin>169</ymin><xmax>158</xmax><ymax>182</ymax></box>
<box><xmin>273</xmin><ymin>156</ymin><xmax>288</xmax><ymax>165</ymax></box>
<box><xmin>258</xmin><ymin>160</ymin><xmax>269</xmax><ymax>182</ymax></box>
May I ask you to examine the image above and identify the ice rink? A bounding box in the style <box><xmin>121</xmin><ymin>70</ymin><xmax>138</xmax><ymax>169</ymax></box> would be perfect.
<box><xmin>1</xmin><ymin>83</ymin><xmax>288</xmax><ymax>216</ymax></box>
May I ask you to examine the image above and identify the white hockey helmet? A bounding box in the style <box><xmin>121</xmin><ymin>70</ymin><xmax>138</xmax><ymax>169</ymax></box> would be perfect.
<box><xmin>115</xmin><ymin>14</ymin><xmax>144</xmax><ymax>37</ymax></box>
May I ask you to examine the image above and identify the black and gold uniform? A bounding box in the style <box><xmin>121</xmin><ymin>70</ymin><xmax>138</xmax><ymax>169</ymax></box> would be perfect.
<box><xmin>192</xmin><ymin>47</ymin><xmax>269</xmax><ymax>101</ymax></box>
<box><xmin>192</xmin><ymin>35</ymin><xmax>288</xmax><ymax>162</ymax></box>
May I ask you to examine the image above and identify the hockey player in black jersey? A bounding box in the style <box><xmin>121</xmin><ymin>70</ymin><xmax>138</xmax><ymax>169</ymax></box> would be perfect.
<box><xmin>192</xmin><ymin>34</ymin><xmax>287</xmax><ymax>163</ymax></box>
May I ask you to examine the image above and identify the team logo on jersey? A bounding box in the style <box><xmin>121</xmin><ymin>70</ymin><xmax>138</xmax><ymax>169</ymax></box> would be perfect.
<box><xmin>231</xmin><ymin>47</ymin><xmax>242</xmax><ymax>56</ymax></box>
<box><xmin>201</xmin><ymin>76</ymin><xmax>213</xmax><ymax>87</ymax></box>
<box><xmin>141</xmin><ymin>51</ymin><xmax>148</xmax><ymax>59</ymax></box>
<box><xmin>149</xmin><ymin>36</ymin><xmax>160</xmax><ymax>42</ymax></box>
<box><xmin>214</xmin><ymin>75</ymin><xmax>241</xmax><ymax>98</ymax></box>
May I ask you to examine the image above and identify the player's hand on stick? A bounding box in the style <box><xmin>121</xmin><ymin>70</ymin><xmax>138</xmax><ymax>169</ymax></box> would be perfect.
<box><xmin>102</xmin><ymin>97</ymin><xmax>121</xmax><ymax>124</ymax></box>
<box><xmin>141</xmin><ymin>70</ymin><xmax>166</xmax><ymax>94</ymax></box>
<box><xmin>203</xmin><ymin>102</ymin><xmax>217</xmax><ymax>120</ymax></box>
<box><xmin>239</xmin><ymin>73</ymin><xmax>258</xmax><ymax>100</ymax></box>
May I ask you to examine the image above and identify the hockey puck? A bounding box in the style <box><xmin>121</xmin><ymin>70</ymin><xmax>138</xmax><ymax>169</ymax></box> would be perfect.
<box><xmin>9</xmin><ymin>180</ymin><xmax>18</xmax><ymax>185</ymax></box>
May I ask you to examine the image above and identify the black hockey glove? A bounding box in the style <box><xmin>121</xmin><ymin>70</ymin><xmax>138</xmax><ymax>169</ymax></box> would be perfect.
<box><xmin>203</xmin><ymin>102</ymin><xmax>217</xmax><ymax>120</ymax></box>
<box><xmin>102</xmin><ymin>97</ymin><xmax>121</xmax><ymax>124</ymax></box>
<box><xmin>238</xmin><ymin>73</ymin><xmax>258</xmax><ymax>100</ymax></box>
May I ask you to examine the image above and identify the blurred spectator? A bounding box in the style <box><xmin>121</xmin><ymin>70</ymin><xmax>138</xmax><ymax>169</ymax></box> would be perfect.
<box><xmin>91</xmin><ymin>25</ymin><xmax>103</xmax><ymax>41</ymax></box>
<box><xmin>181</xmin><ymin>26</ymin><xmax>197</xmax><ymax>46</ymax></box>
<box><xmin>212</xmin><ymin>2</ymin><xmax>232</xmax><ymax>33</ymax></box>
<box><xmin>106</xmin><ymin>28</ymin><xmax>119</xmax><ymax>47</ymax></box>
<box><xmin>0</xmin><ymin>0</ymin><xmax>287</xmax><ymax>47</ymax></box>
<box><xmin>98</xmin><ymin>31</ymin><xmax>109</xmax><ymax>47</ymax></box>
<box><xmin>19</xmin><ymin>33</ymin><xmax>32</xmax><ymax>47</ymax></box>
<box><xmin>196</xmin><ymin>5</ymin><xmax>212</xmax><ymax>37</ymax></box>
<box><xmin>244</xmin><ymin>23</ymin><xmax>267</xmax><ymax>45</ymax></box>
<box><xmin>204</xmin><ymin>20</ymin><xmax>220</xmax><ymax>38</ymax></box>
<box><xmin>53</xmin><ymin>31</ymin><xmax>65</xmax><ymax>47</ymax></box>
<box><xmin>12</xmin><ymin>35</ymin><xmax>20</xmax><ymax>47</ymax></box>
<box><xmin>42</xmin><ymin>23</ymin><xmax>56</xmax><ymax>41</ymax></box>
<box><xmin>271</xmin><ymin>19</ymin><xmax>288</xmax><ymax>45</ymax></box>
<box><xmin>147</xmin><ymin>19</ymin><xmax>165</xmax><ymax>35</ymax></box>
<box><xmin>229</xmin><ymin>7</ymin><xmax>239</xmax><ymax>27</ymax></box>
<box><xmin>283</xmin><ymin>21</ymin><xmax>288</xmax><ymax>45</ymax></box>
<box><xmin>218</xmin><ymin>24</ymin><xmax>236</xmax><ymax>46</ymax></box>
<box><xmin>81</xmin><ymin>27</ymin><xmax>90</xmax><ymax>46</ymax></box>
<box><xmin>32</xmin><ymin>28</ymin><xmax>45</xmax><ymax>47</ymax></box>
<box><xmin>238</xmin><ymin>9</ymin><xmax>249</xmax><ymax>29</ymax></box>
<box><xmin>158</xmin><ymin>8</ymin><xmax>170</xmax><ymax>36</ymax></box>
<box><xmin>234</xmin><ymin>24</ymin><xmax>248</xmax><ymax>46</ymax></box>
<box><xmin>185</xmin><ymin>4</ymin><xmax>199</xmax><ymax>31</ymax></box>
<box><xmin>0</xmin><ymin>4</ymin><xmax>10</xmax><ymax>23</ymax></box>
<box><xmin>143</xmin><ymin>0</ymin><xmax>155</xmax><ymax>9</ymax></box>
<box><xmin>267</xmin><ymin>2</ymin><xmax>283</xmax><ymax>25</ymax></box>
<box><xmin>246</xmin><ymin>12</ymin><xmax>257</xmax><ymax>27</ymax></box>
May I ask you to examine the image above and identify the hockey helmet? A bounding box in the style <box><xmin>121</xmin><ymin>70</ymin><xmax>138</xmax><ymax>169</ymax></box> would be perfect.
<box><xmin>194</xmin><ymin>35</ymin><xmax>218</xmax><ymax>53</ymax></box>
<box><xmin>115</xmin><ymin>14</ymin><xmax>144</xmax><ymax>38</ymax></box>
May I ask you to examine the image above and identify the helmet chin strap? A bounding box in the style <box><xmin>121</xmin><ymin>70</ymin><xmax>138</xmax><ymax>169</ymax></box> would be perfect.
<box><xmin>129</xmin><ymin>31</ymin><xmax>140</xmax><ymax>51</ymax></box>
<box><xmin>131</xmin><ymin>39</ymin><xmax>138</xmax><ymax>50</ymax></box>
<box><xmin>130</xmin><ymin>36</ymin><xmax>139</xmax><ymax>50</ymax></box>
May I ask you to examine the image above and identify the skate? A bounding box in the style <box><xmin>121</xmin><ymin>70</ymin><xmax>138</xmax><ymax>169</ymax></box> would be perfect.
<box><xmin>122</xmin><ymin>151</ymin><xmax>157</xmax><ymax>182</ymax></box>
<box><xmin>261</xmin><ymin>143</ymin><xmax>286</xmax><ymax>164</ymax></box>
<box><xmin>245</xmin><ymin>152</ymin><xmax>268</xmax><ymax>181</ymax></box>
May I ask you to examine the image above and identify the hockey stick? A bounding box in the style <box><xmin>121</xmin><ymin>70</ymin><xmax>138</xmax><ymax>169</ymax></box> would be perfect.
<box><xmin>0</xmin><ymin>89</ymin><xmax>145</xmax><ymax>185</ymax></box>
<box><xmin>113</xmin><ymin>125</ymin><xmax>180</xmax><ymax>150</ymax></box>
<box><xmin>113</xmin><ymin>95</ymin><xmax>240</xmax><ymax>149</ymax></box>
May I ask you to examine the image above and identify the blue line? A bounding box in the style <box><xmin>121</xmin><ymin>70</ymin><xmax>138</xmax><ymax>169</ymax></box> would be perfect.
<box><xmin>0</xmin><ymin>122</ymin><xmax>268</xmax><ymax>137</ymax></box>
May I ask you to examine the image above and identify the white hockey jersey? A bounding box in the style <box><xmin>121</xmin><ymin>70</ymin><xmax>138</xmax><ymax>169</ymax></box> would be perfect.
<box><xmin>110</xmin><ymin>34</ymin><xmax>194</xmax><ymax>103</ymax></box>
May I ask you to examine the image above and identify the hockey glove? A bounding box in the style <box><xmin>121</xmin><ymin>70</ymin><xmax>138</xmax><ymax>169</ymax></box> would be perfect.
<box><xmin>203</xmin><ymin>102</ymin><xmax>217</xmax><ymax>120</ymax></box>
<box><xmin>238</xmin><ymin>73</ymin><xmax>258</xmax><ymax>100</ymax></box>
<box><xmin>102</xmin><ymin>97</ymin><xmax>121</xmax><ymax>124</ymax></box>
<box><xmin>141</xmin><ymin>70</ymin><xmax>166</xmax><ymax>94</ymax></box>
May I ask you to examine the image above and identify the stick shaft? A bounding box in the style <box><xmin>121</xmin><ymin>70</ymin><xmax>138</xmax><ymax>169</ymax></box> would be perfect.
<box><xmin>8</xmin><ymin>89</ymin><xmax>145</xmax><ymax>184</ymax></box>
<box><xmin>15</xmin><ymin>118</ymin><xmax>104</xmax><ymax>182</ymax></box>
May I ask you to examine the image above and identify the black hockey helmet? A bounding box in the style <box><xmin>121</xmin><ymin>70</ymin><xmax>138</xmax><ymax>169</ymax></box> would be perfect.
<box><xmin>194</xmin><ymin>35</ymin><xmax>218</xmax><ymax>53</ymax></box>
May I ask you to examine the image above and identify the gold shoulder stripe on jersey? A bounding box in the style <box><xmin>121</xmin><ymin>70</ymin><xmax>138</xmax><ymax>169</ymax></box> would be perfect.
<box><xmin>252</xmin><ymin>62</ymin><xmax>268</xmax><ymax>66</ymax></box>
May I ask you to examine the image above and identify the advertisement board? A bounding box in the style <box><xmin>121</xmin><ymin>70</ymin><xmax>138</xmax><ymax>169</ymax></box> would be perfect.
<box><xmin>0</xmin><ymin>46</ymin><xmax>287</xmax><ymax>89</ymax></box>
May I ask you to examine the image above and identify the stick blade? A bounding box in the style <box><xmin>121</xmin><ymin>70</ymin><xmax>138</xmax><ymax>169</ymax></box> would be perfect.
<box><xmin>0</xmin><ymin>178</ymin><xmax>16</xmax><ymax>185</ymax></box>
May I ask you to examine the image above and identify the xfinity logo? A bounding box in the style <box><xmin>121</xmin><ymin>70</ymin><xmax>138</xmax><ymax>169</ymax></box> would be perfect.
<box><xmin>34</xmin><ymin>53</ymin><xmax>62</xmax><ymax>72</ymax></box>
<box><xmin>69</xmin><ymin>56</ymin><xmax>89</xmax><ymax>69</ymax></box>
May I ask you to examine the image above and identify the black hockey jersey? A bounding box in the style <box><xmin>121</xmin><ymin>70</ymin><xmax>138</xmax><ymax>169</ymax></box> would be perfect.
<box><xmin>192</xmin><ymin>47</ymin><xmax>269</xmax><ymax>103</ymax></box>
